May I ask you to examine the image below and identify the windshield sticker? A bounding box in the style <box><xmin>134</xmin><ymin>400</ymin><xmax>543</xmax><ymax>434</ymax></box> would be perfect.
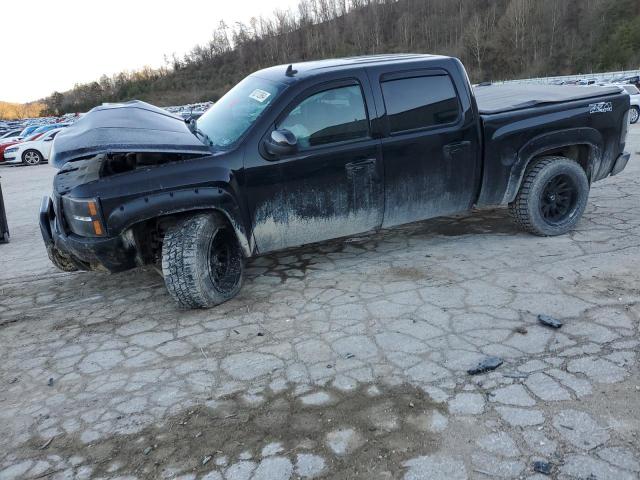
<box><xmin>249</xmin><ymin>89</ymin><xmax>271</xmax><ymax>103</ymax></box>
<box><xmin>589</xmin><ymin>102</ymin><xmax>612</xmax><ymax>114</ymax></box>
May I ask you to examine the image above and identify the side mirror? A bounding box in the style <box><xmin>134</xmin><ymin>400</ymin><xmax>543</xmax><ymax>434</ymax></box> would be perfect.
<box><xmin>265</xmin><ymin>129</ymin><xmax>298</xmax><ymax>157</ymax></box>
<box><xmin>44</xmin><ymin>137</ymin><xmax>54</xmax><ymax>142</ymax></box>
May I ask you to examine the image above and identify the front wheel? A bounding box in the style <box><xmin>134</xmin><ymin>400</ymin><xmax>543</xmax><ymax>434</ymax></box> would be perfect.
<box><xmin>630</xmin><ymin>106</ymin><xmax>639</xmax><ymax>124</ymax></box>
<box><xmin>22</xmin><ymin>149</ymin><xmax>43</xmax><ymax>166</ymax></box>
<box><xmin>509</xmin><ymin>156</ymin><xmax>589</xmax><ymax>236</ymax></box>
<box><xmin>161</xmin><ymin>213</ymin><xmax>244</xmax><ymax>308</ymax></box>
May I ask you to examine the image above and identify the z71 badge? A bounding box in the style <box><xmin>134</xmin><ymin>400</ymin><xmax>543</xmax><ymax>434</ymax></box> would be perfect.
<box><xmin>589</xmin><ymin>102</ymin><xmax>613</xmax><ymax>113</ymax></box>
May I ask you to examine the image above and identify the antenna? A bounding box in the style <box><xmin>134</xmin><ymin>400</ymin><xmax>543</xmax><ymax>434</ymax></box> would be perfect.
<box><xmin>285</xmin><ymin>64</ymin><xmax>298</xmax><ymax>77</ymax></box>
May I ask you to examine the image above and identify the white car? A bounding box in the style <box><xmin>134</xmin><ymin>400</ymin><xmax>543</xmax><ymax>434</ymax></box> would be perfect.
<box><xmin>0</xmin><ymin>129</ymin><xmax>22</xmax><ymax>140</ymax></box>
<box><xmin>621</xmin><ymin>85</ymin><xmax>640</xmax><ymax>124</ymax></box>
<box><xmin>3</xmin><ymin>128</ymin><xmax>63</xmax><ymax>166</ymax></box>
<box><xmin>0</xmin><ymin>135</ymin><xmax>24</xmax><ymax>145</ymax></box>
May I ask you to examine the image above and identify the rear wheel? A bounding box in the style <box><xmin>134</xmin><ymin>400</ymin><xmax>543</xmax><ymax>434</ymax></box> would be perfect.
<box><xmin>509</xmin><ymin>156</ymin><xmax>589</xmax><ymax>236</ymax></box>
<box><xmin>161</xmin><ymin>213</ymin><xmax>244</xmax><ymax>308</ymax></box>
<box><xmin>22</xmin><ymin>149</ymin><xmax>43</xmax><ymax>166</ymax></box>
<box><xmin>630</xmin><ymin>106</ymin><xmax>639</xmax><ymax>124</ymax></box>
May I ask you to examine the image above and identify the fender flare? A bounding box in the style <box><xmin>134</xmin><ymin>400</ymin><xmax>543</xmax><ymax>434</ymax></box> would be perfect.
<box><xmin>503</xmin><ymin>127</ymin><xmax>603</xmax><ymax>204</ymax></box>
<box><xmin>106</xmin><ymin>187</ymin><xmax>253</xmax><ymax>257</ymax></box>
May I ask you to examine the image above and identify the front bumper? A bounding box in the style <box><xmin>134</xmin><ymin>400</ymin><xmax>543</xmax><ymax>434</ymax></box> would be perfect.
<box><xmin>3</xmin><ymin>152</ymin><xmax>18</xmax><ymax>164</ymax></box>
<box><xmin>610</xmin><ymin>152</ymin><xmax>631</xmax><ymax>176</ymax></box>
<box><xmin>40</xmin><ymin>195</ymin><xmax>138</xmax><ymax>272</ymax></box>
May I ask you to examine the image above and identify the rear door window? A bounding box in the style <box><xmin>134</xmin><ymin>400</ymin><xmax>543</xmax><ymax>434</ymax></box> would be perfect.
<box><xmin>381</xmin><ymin>75</ymin><xmax>459</xmax><ymax>134</ymax></box>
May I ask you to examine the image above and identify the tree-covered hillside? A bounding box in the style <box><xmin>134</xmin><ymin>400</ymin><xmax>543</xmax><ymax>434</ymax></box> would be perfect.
<box><xmin>43</xmin><ymin>0</ymin><xmax>640</xmax><ymax>115</ymax></box>
<box><xmin>0</xmin><ymin>101</ymin><xmax>45</xmax><ymax>120</ymax></box>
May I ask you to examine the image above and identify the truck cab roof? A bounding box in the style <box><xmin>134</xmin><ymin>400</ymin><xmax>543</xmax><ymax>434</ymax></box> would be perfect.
<box><xmin>252</xmin><ymin>54</ymin><xmax>448</xmax><ymax>83</ymax></box>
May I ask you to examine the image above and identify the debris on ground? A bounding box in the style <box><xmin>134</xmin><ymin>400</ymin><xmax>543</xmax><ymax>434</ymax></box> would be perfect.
<box><xmin>39</xmin><ymin>436</ymin><xmax>55</xmax><ymax>450</ymax></box>
<box><xmin>537</xmin><ymin>314</ymin><xmax>563</xmax><ymax>329</ymax></box>
<box><xmin>513</xmin><ymin>326</ymin><xmax>528</xmax><ymax>335</ymax></box>
<box><xmin>503</xmin><ymin>372</ymin><xmax>529</xmax><ymax>379</ymax></box>
<box><xmin>533</xmin><ymin>460</ymin><xmax>552</xmax><ymax>475</ymax></box>
<box><xmin>143</xmin><ymin>446</ymin><xmax>152</xmax><ymax>455</ymax></box>
<box><xmin>202</xmin><ymin>455</ymin><xmax>212</xmax><ymax>465</ymax></box>
<box><xmin>467</xmin><ymin>356</ymin><xmax>504</xmax><ymax>375</ymax></box>
<box><xmin>47</xmin><ymin>377</ymin><xmax>54</xmax><ymax>387</ymax></box>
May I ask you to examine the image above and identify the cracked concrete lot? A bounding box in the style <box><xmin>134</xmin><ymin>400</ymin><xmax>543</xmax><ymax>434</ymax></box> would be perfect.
<box><xmin>1</xmin><ymin>125</ymin><xmax>639</xmax><ymax>480</ymax></box>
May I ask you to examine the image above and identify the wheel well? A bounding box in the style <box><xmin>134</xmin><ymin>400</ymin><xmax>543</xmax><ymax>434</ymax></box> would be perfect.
<box><xmin>129</xmin><ymin>210</ymin><xmax>237</xmax><ymax>266</ymax></box>
<box><xmin>530</xmin><ymin>144</ymin><xmax>592</xmax><ymax>179</ymax></box>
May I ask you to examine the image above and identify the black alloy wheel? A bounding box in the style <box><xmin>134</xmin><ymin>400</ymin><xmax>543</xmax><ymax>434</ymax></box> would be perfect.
<box><xmin>539</xmin><ymin>174</ymin><xmax>579</xmax><ymax>225</ymax></box>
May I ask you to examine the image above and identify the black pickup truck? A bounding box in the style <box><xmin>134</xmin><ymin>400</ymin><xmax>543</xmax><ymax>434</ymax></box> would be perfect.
<box><xmin>40</xmin><ymin>54</ymin><xmax>632</xmax><ymax>308</ymax></box>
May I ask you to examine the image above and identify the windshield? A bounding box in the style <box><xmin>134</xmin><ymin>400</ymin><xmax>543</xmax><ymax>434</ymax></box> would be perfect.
<box><xmin>19</xmin><ymin>126</ymin><xmax>36</xmax><ymax>137</ymax></box>
<box><xmin>197</xmin><ymin>76</ymin><xmax>285</xmax><ymax>150</ymax></box>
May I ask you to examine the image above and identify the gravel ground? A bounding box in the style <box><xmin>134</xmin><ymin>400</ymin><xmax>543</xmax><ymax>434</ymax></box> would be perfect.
<box><xmin>0</xmin><ymin>125</ymin><xmax>639</xmax><ymax>480</ymax></box>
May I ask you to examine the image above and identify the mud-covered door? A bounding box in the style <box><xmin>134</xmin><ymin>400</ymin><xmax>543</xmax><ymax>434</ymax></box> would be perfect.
<box><xmin>247</xmin><ymin>78</ymin><xmax>383</xmax><ymax>253</ymax></box>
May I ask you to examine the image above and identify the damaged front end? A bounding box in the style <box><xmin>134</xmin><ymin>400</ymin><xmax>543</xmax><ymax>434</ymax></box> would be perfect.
<box><xmin>40</xmin><ymin>192</ymin><xmax>141</xmax><ymax>273</ymax></box>
<box><xmin>42</xmin><ymin>100</ymin><xmax>215</xmax><ymax>273</ymax></box>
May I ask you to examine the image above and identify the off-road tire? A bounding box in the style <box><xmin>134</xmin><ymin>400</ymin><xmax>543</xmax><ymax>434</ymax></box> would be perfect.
<box><xmin>630</xmin><ymin>106</ymin><xmax>639</xmax><ymax>124</ymax></box>
<box><xmin>509</xmin><ymin>156</ymin><xmax>589</xmax><ymax>236</ymax></box>
<box><xmin>22</xmin><ymin>149</ymin><xmax>43</xmax><ymax>166</ymax></box>
<box><xmin>162</xmin><ymin>213</ymin><xmax>243</xmax><ymax>308</ymax></box>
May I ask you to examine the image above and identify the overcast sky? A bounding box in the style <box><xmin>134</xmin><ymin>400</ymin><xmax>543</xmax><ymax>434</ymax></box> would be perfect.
<box><xmin>0</xmin><ymin>0</ymin><xmax>300</xmax><ymax>103</ymax></box>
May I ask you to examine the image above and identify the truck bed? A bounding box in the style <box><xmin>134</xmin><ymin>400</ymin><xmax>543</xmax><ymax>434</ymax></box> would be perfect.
<box><xmin>474</xmin><ymin>84</ymin><xmax>622</xmax><ymax>114</ymax></box>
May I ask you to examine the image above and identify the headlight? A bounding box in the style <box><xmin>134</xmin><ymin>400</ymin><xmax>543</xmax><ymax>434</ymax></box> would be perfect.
<box><xmin>4</xmin><ymin>147</ymin><xmax>18</xmax><ymax>154</ymax></box>
<box><xmin>62</xmin><ymin>196</ymin><xmax>106</xmax><ymax>237</ymax></box>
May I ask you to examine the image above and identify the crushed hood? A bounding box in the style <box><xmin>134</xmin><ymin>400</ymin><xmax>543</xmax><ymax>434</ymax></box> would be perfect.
<box><xmin>51</xmin><ymin>100</ymin><xmax>211</xmax><ymax>168</ymax></box>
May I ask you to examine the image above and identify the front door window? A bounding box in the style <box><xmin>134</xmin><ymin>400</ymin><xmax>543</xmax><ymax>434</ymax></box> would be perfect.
<box><xmin>278</xmin><ymin>85</ymin><xmax>369</xmax><ymax>149</ymax></box>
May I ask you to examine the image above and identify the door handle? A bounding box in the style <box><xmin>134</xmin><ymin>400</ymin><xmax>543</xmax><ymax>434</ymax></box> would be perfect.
<box><xmin>345</xmin><ymin>158</ymin><xmax>377</xmax><ymax>173</ymax></box>
<box><xmin>443</xmin><ymin>141</ymin><xmax>471</xmax><ymax>159</ymax></box>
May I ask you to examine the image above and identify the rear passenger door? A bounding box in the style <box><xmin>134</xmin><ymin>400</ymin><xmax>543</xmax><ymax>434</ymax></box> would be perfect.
<box><xmin>372</xmin><ymin>69</ymin><xmax>479</xmax><ymax>227</ymax></box>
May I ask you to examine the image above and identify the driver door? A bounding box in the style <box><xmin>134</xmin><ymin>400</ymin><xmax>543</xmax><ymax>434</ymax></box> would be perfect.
<box><xmin>246</xmin><ymin>77</ymin><xmax>383</xmax><ymax>253</ymax></box>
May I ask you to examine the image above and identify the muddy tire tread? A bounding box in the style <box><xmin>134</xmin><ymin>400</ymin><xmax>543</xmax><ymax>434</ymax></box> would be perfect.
<box><xmin>162</xmin><ymin>215</ymin><xmax>209</xmax><ymax>308</ymax></box>
<box><xmin>162</xmin><ymin>213</ymin><xmax>243</xmax><ymax>308</ymax></box>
